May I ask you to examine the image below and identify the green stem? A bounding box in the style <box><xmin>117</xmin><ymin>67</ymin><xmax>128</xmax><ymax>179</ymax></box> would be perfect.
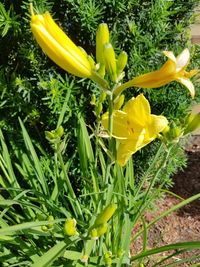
<box><xmin>113</xmin><ymin>79</ymin><xmax>135</xmax><ymax>97</ymax></box>
<box><xmin>91</xmin><ymin>71</ymin><xmax>110</xmax><ymax>91</ymax></box>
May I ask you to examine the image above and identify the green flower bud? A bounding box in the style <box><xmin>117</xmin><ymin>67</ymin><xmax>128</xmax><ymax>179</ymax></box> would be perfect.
<box><xmin>184</xmin><ymin>113</ymin><xmax>200</xmax><ymax>135</ymax></box>
<box><xmin>90</xmin><ymin>94</ymin><xmax>96</xmax><ymax>106</ymax></box>
<box><xmin>114</xmin><ymin>94</ymin><xmax>125</xmax><ymax>110</ymax></box>
<box><xmin>96</xmin><ymin>103</ymin><xmax>103</xmax><ymax>116</ymax></box>
<box><xmin>41</xmin><ymin>225</ymin><xmax>48</xmax><ymax>232</ymax></box>
<box><xmin>98</xmin><ymin>64</ymin><xmax>106</xmax><ymax>77</ymax></box>
<box><xmin>96</xmin><ymin>223</ymin><xmax>108</xmax><ymax>236</ymax></box>
<box><xmin>81</xmin><ymin>254</ymin><xmax>89</xmax><ymax>263</ymax></box>
<box><xmin>47</xmin><ymin>215</ymin><xmax>54</xmax><ymax>229</ymax></box>
<box><xmin>99</xmin><ymin>92</ymin><xmax>107</xmax><ymax>103</ymax></box>
<box><xmin>45</xmin><ymin>131</ymin><xmax>56</xmax><ymax>141</ymax></box>
<box><xmin>95</xmin><ymin>203</ymin><xmax>117</xmax><ymax>225</ymax></box>
<box><xmin>117</xmin><ymin>51</ymin><xmax>128</xmax><ymax>75</ymax></box>
<box><xmin>55</xmin><ymin>126</ymin><xmax>64</xmax><ymax>138</ymax></box>
<box><xmin>117</xmin><ymin>248</ymin><xmax>124</xmax><ymax>258</ymax></box>
<box><xmin>90</xmin><ymin>223</ymin><xmax>108</xmax><ymax>238</ymax></box>
<box><xmin>104</xmin><ymin>251</ymin><xmax>112</xmax><ymax>266</ymax></box>
<box><xmin>88</xmin><ymin>55</ymin><xmax>96</xmax><ymax>70</ymax></box>
<box><xmin>90</xmin><ymin>228</ymin><xmax>98</xmax><ymax>240</ymax></box>
<box><xmin>64</xmin><ymin>218</ymin><xmax>77</xmax><ymax>236</ymax></box>
<box><xmin>103</xmin><ymin>43</ymin><xmax>117</xmax><ymax>82</ymax></box>
<box><xmin>96</xmin><ymin>23</ymin><xmax>109</xmax><ymax>64</ymax></box>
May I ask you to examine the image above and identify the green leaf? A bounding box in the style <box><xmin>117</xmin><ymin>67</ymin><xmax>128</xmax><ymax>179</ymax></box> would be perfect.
<box><xmin>131</xmin><ymin>241</ymin><xmax>200</xmax><ymax>262</ymax></box>
<box><xmin>19</xmin><ymin>118</ymin><xmax>49</xmax><ymax>196</ymax></box>
<box><xmin>31</xmin><ymin>241</ymin><xmax>67</xmax><ymax>267</ymax></box>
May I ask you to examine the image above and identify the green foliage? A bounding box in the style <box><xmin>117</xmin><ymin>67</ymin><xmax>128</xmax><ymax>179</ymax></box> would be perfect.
<box><xmin>0</xmin><ymin>1</ymin><xmax>200</xmax><ymax>264</ymax></box>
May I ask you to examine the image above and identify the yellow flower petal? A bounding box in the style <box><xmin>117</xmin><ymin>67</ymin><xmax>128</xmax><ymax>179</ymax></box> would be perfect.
<box><xmin>113</xmin><ymin>49</ymin><xmax>197</xmax><ymax>98</ymax></box>
<box><xmin>117</xmin><ymin>130</ymin><xmax>146</xmax><ymax>166</ymax></box>
<box><xmin>176</xmin><ymin>77</ymin><xmax>195</xmax><ymax>99</ymax></box>
<box><xmin>31</xmin><ymin>12</ymin><xmax>92</xmax><ymax>78</ymax></box>
<box><xmin>102</xmin><ymin>111</ymin><xmax>131</xmax><ymax>139</ymax></box>
<box><xmin>101</xmin><ymin>94</ymin><xmax>169</xmax><ymax>166</ymax></box>
<box><xmin>163</xmin><ymin>51</ymin><xmax>176</xmax><ymax>63</ymax></box>
<box><xmin>123</xmin><ymin>94</ymin><xmax>151</xmax><ymax>126</ymax></box>
<box><xmin>175</xmin><ymin>48</ymin><xmax>190</xmax><ymax>71</ymax></box>
<box><xmin>147</xmin><ymin>115</ymin><xmax>168</xmax><ymax>139</ymax></box>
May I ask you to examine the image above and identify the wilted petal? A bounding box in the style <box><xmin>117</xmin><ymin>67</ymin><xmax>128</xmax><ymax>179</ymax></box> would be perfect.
<box><xmin>176</xmin><ymin>77</ymin><xmax>195</xmax><ymax>99</ymax></box>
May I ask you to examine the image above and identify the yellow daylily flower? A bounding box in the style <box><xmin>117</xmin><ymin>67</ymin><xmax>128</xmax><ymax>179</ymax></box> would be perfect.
<box><xmin>30</xmin><ymin>7</ymin><xmax>92</xmax><ymax>78</ymax></box>
<box><xmin>114</xmin><ymin>49</ymin><xmax>198</xmax><ymax>98</ymax></box>
<box><xmin>102</xmin><ymin>94</ymin><xmax>168</xmax><ymax>166</ymax></box>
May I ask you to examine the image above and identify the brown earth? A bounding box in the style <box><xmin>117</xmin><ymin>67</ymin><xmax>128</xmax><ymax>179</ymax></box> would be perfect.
<box><xmin>131</xmin><ymin>136</ymin><xmax>200</xmax><ymax>267</ymax></box>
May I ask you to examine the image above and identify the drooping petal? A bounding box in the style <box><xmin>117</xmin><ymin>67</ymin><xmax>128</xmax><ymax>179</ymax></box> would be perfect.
<box><xmin>176</xmin><ymin>77</ymin><xmax>195</xmax><ymax>99</ymax></box>
<box><xmin>176</xmin><ymin>48</ymin><xmax>190</xmax><ymax>72</ymax></box>
<box><xmin>123</xmin><ymin>94</ymin><xmax>151</xmax><ymax>126</ymax></box>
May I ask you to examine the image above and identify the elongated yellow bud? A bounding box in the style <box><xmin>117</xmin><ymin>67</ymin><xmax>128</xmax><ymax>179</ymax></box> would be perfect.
<box><xmin>96</xmin><ymin>23</ymin><xmax>109</xmax><ymax>64</ymax></box>
<box><xmin>95</xmin><ymin>203</ymin><xmax>117</xmax><ymax>225</ymax></box>
<box><xmin>184</xmin><ymin>113</ymin><xmax>200</xmax><ymax>135</ymax></box>
<box><xmin>30</xmin><ymin>9</ymin><xmax>92</xmax><ymax>78</ymax></box>
<box><xmin>64</xmin><ymin>218</ymin><xmax>77</xmax><ymax>236</ymax></box>
<box><xmin>103</xmin><ymin>43</ymin><xmax>117</xmax><ymax>82</ymax></box>
<box><xmin>117</xmin><ymin>51</ymin><xmax>128</xmax><ymax>75</ymax></box>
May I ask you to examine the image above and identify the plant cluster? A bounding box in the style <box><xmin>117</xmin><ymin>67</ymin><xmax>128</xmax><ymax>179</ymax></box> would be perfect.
<box><xmin>0</xmin><ymin>0</ymin><xmax>200</xmax><ymax>266</ymax></box>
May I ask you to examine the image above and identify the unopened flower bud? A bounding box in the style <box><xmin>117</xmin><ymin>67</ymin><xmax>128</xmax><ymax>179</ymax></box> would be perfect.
<box><xmin>64</xmin><ymin>218</ymin><xmax>77</xmax><ymax>236</ymax></box>
<box><xmin>99</xmin><ymin>92</ymin><xmax>107</xmax><ymax>103</ymax></box>
<box><xmin>90</xmin><ymin>94</ymin><xmax>96</xmax><ymax>106</ymax></box>
<box><xmin>47</xmin><ymin>215</ymin><xmax>54</xmax><ymax>229</ymax></box>
<box><xmin>184</xmin><ymin>113</ymin><xmax>200</xmax><ymax>135</ymax></box>
<box><xmin>55</xmin><ymin>126</ymin><xmax>64</xmax><ymax>138</ymax></box>
<box><xmin>117</xmin><ymin>248</ymin><xmax>124</xmax><ymax>258</ymax></box>
<box><xmin>114</xmin><ymin>94</ymin><xmax>125</xmax><ymax>110</ymax></box>
<box><xmin>88</xmin><ymin>55</ymin><xmax>96</xmax><ymax>70</ymax></box>
<box><xmin>41</xmin><ymin>225</ymin><xmax>48</xmax><ymax>232</ymax></box>
<box><xmin>96</xmin><ymin>223</ymin><xmax>108</xmax><ymax>236</ymax></box>
<box><xmin>90</xmin><ymin>228</ymin><xmax>98</xmax><ymax>240</ymax></box>
<box><xmin>104</xmin><ymin>251</ymin><xmax>112</xmax><ymax>266</ymax></box>
<box><xmin>96</xmin><ymin>103</ymin><xmax>103</xmax><ymax>116</ymax></box>
<box><xmin>117</xmin><ymin>51</ymin><xmax>128</xmax><ymax>75</ymax></box>
<box><xmin>103</xmin><ymin>43</ymin><xmax>117</xmax><ymax>82</ymax></box>
<box><xmin>45</xmin><ymin>131</ymin><xmax>56</xmax><ymax>141</ymax></box>
<box><xmin>96</xmin><ymin>23</ymin><xmax>109</xmax><ymax>64</ymax></box>
<box><xmin>81</xmin><ymin>254</ymin><xmax>89</xmax><ymax>263</ymax></box>
<box><xmin>95</xmin><ymin>203</ymin><xmax>117</xmax><ymax>226</ymax></box>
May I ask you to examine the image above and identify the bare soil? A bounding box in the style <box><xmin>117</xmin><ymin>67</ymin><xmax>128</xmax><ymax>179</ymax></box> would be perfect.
<box><xmin>131</xmin><ymin>136</ymin><xmax>200</xmax><ymax>267</ymax></box>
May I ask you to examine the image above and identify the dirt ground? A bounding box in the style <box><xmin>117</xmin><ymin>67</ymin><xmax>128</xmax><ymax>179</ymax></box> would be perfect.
<box><xmin>131</xmin><ymin>136</ymin><xmax>200</xmax><ymax>267</ymax></box>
